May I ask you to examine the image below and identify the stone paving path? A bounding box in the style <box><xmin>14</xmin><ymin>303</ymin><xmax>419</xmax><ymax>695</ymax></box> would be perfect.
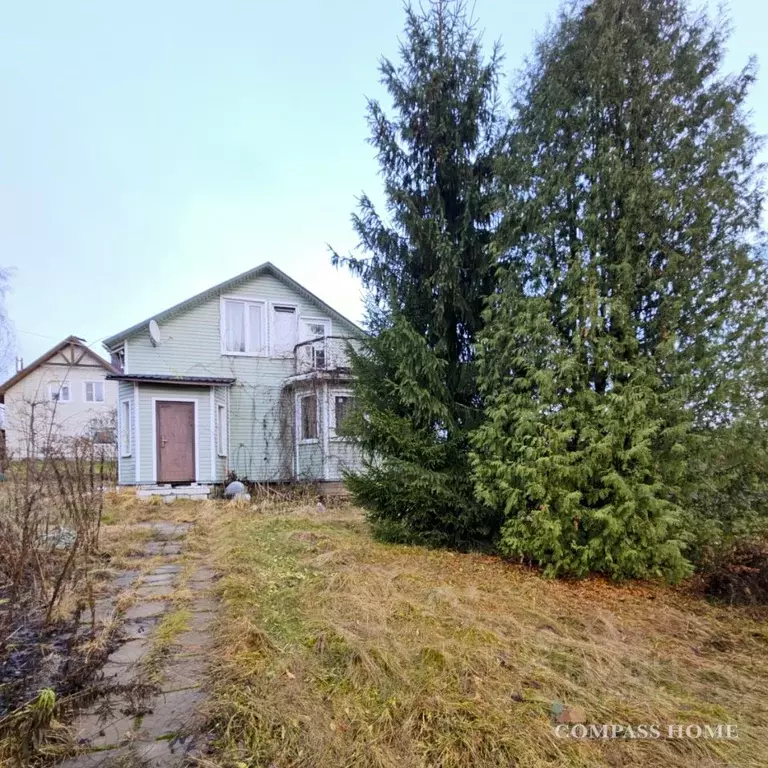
<box><xmin>57</xmin><ymin>521</ymin><xmax>217</xmax><ymax>767</ymax></box>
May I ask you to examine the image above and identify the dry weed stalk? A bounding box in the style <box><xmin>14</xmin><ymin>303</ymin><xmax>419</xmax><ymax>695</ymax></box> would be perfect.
<box><xmin>0</xmin><ymin>400</ymin><xmax>118</xmax><ymax>731</ymax></box>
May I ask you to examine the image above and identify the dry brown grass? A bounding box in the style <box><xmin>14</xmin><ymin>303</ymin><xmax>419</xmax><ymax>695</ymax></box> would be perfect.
<box><xmin>196</xmin><ymin>500</ymin><xmax>768</xmax><ymax>768</ymax></box>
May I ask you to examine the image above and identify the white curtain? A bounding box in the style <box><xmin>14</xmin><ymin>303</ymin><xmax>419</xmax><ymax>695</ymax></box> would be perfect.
<box><xmin>225</xmin><ymin>301</ymin><xmax>245</xmax><ymax>353</ymax></box>
<box><xmin>272</xmin><ymin>307</ymin><xmax>296</xmax><ymax>355</ymax></box>
<box><xmin>248</xmin><ymin>303</ymin><xmax>263</xmax><ymax>353</ymax></box>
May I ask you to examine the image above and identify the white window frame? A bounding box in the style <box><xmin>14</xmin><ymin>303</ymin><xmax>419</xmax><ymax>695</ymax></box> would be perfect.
<box><xmin>84</xmin><ymin>380</ymin><xmax>106</xmax><ymax>403</ymax></box>
<box><xmin>49</xmin><ymin>382</ymin><xmax>72</xmax><ymax>403</ymax></box>
<box><xmin>298</xmin><ymin>392</ymin><xmax>319</xmax><ymax>443</ymax></box>
<box><xmin>299</xmin><ymin>316</ymin><xmax>332</xmax><ymax>370</ymax></box>
<box><xmin>300</xmin><ymin>316</ymin><xmax>331</xmax><ymax>341</ymax></box>
<box><xmin>217</xmin><ymin>403</ymin><xmax>227</xmax><ymax>457</ymax></box>
<box><xmin>220</xmin><ymin>295</ymin><xmax>267</xmax><ymax>356</ymax></box>
<box><xmin>330</xmin><ymin>388</ymin><xmax>355</xmax><ymax>439</ymax></box>
<box><xmin>120</xmin><ymin>398</ymin><xmax>132</xmax><ymax>457</ymax></box>
<box><xmin>269</xmin><ymin>301</ymin><xmax>299</xmax><ymax>358</ymax></box>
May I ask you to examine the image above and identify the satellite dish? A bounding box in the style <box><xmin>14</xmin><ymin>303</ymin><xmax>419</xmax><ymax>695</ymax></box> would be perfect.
<box><xmin>148</xmin><ymin>319</ymin><xmax>161</xmax><ymax>347</ymax></box>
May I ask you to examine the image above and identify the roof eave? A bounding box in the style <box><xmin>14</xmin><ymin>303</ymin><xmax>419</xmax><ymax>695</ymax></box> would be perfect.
<box><xmin>106</xmin><ymin>374</ymin><xmax>235</xmax><ymax>386</ymax></box>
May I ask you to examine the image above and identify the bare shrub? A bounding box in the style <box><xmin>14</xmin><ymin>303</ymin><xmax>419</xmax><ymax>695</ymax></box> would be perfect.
<box><xmin>0</xmin><ymin>445</ymin><xmax>114</xmax><ymax>629</ymax></box>
<box><xmin>0</xmin><ymin>399</ymin><xmax>117</xmax><ymax>714</ymax></box>
<box><xmin>705</xmin><ymin>538</ymin><xmax>768</xmax><ymax>605</ymax></box>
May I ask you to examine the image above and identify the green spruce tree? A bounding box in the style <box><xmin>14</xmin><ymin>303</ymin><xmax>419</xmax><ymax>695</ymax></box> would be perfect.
<box><xmin>333</xmin><ymin>0</ymin><xmax>505</xmax><ymax>545</ymax></box>
<box><xmin>472</xmin><ymin>0</ymin><xmax>767</xmax><ymax>580</ymax></box>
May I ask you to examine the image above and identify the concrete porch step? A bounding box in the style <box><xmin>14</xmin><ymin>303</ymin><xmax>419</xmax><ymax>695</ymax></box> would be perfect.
<box><xmin>136</xmin><ymin>484</ymin><xmax>211</xmax><ymax>500</ymax></box>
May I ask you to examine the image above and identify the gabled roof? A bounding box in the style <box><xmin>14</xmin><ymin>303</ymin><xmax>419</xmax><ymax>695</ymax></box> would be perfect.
<box><xmin>102</xmin><ymin>261</ymin><xmax>365</xmax><ymax>350</ymax></box>
<box><xmin>0</xmin><ymin>335</ymin><xmax>118</xmax><ymax>396</ymax></box>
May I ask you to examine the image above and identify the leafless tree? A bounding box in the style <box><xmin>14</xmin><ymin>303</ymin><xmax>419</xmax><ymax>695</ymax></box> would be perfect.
<box><xmin>0</xmin><ymin>268</ymin><xmax>16</xmax><ymax>376</ymax></box>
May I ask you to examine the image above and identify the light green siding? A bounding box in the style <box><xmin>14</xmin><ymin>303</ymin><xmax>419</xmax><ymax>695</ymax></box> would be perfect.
<box><xmin>125</xmin><ymin>273</ymin><xmax>358</xmax><ymax>377</ymax></box>
<box><xmin>297</xmin><ymin>442</ymin><xmax>324</xmax><ymax>480</ymax></box>
<box><xmin>327</xmin><ymin>440</ymin><xmax>362</xmax><ymax>480</ymax></box>
<box><xmin>121</xmin><ymin>271</ymin><xmax>360</xmax><ymax>483</ymax></box>
<box><xmin>295</xmin><ymin>385</ymin><xmax>326</xmax><ymax>480</ymax></box>
<box><xmin>227</xmin><ymin>381</ymin><xmax>294</xmax><ymax>481</ymax></box>
<box><xmin>117</xmin><ymin>380</ymin><xmax>136</xmax><ymax>484</ymax></box>
<box><xmin>134</xmin><ymin>385</ymin><xmax>218</xmax><ymax>484</ymax></box>
<box><xmin>293</xmin><ymin>382</ymin><xmax>365</xmax><ymax>481</ymax></box>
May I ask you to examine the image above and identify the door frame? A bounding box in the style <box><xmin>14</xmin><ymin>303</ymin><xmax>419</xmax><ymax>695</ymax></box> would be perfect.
<box><xmin>151</xmin><ymin>397</ymin><xmax>199</xmax><ymax>483</ymax></box>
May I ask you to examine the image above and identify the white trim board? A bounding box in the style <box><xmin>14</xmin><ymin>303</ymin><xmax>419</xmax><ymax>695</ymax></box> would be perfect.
<box><xmin>150</xmin><ymin>396</ymin><xmax>200</xmax><ymax>484</ymax></box>
<box><xmin>322</xmin><ymin>382</ymin><xmax>330</xmax><ymax>480</ymax></box>
<box><xmin>293</xmin><ymin>393</ymin><xmax>300</xmax><ymax>479</ymax></box>
<box><xmin>226</xmin><ymin>386</ymin><xmax>231</xmax><ymax>472</ymax></box>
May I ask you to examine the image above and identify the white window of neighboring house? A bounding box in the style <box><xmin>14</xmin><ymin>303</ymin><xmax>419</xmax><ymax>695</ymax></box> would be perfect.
<box><xmin>222</xmin><ymin>297</ymin><xmax>265</xmax><ymax>355</ymax></box>
<box><xmin>84</xmin><ymin>381</ymin><xmax>105</xmax><ymax>403</ymax></box>
<box><xmin>331</xmin><ymin>391</ymin><xmax>355</xmax><ymax>438</ymax></box>
<box><xmin>217</xmin><ymin>403</ymin><xmax>227</xmax><ymax>456</ymax></box>
<box><xmin>271</xmin><ymin>304</ymin><xmax>298</xmax><ymax>356</ymax></box>
<box><xmin>299</xmin><ymin>393</ymin><xmax>318</xmax><ymax>441</ymax></box>
<box><xmin>120</xmin><ymin>399</ymin><xmax>132</xmax><ymax>457</ymax></box>
<box><xmin>49</xmin><ymin>382</ymin><xmax>71</xmax><ymax>403</ymax></box>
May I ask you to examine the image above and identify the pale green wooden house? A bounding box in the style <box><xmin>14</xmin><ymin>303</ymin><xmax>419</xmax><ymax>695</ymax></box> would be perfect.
<box><xmin>102</xmin><ymin>263</ymin><xmax>363</xmax><ymax>497</ymax></box>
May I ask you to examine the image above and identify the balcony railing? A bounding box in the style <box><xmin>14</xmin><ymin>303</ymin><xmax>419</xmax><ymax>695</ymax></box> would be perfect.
<box><xmin>294</xmin><ymin>336</ymin><xmax>358</xmax><ymax>375</ymax></box>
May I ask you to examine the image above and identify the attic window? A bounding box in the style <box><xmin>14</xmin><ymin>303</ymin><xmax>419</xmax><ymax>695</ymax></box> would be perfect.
<box><xmin>222</xmin><ymin>298</ymin><xmax>265</xmax><ymax>355</ymax></box>
<box><xmin>49</xmin><ymin>383</ymin><xmax>71</xmax><ymax>403</ymax></box>
<box><xmin>271</xmin><ymin>305</ymin><xmax>297</xmax><ymax>356</ymax></box>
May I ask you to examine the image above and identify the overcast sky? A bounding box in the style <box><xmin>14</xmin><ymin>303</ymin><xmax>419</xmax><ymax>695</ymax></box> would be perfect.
<box><xmin>1</xmin><ymin>0</ymin><xmax>765</xmax><ymax>373</ymax></box>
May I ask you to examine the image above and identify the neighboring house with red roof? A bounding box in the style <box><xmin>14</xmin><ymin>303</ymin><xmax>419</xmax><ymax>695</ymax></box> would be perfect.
<box><xmin>0</xmin><ymin>336</ymin><xmax>118</xmax><ymax>458</ymax></box>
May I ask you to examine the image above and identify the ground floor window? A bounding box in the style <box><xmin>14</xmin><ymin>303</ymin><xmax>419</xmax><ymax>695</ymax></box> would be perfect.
<box><xmin>299</xmin><ymin>393</ymin><xmax>318</xmax><ymax>441</ymax></box>
<box><xmin>217</xmin><ymin>403</ymin><xmax>227</xmax><ymax>456</ymax></box>
<box><xmin>120</xmin><ymin>399</ymin><xmax>132</xmax><ymax>456</ymax></box>
<box><xmin>331</xmin><ymin>390</ymin><xmax>355</xmax><ymax>437</ymax></box>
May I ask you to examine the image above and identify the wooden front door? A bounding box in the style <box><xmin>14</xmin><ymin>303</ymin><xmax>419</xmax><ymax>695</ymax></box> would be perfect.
<box><xmin>156</xmin><ymin>401</ymin><xmax>195</xmax><ymax>483</ymax></box>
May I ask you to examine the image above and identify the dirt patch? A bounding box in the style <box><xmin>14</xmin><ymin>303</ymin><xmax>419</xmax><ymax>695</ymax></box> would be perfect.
<box><xmin>0</xmin><ymin>611</ymin><xmax>120</xmax><ymax>716</ymax></box>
